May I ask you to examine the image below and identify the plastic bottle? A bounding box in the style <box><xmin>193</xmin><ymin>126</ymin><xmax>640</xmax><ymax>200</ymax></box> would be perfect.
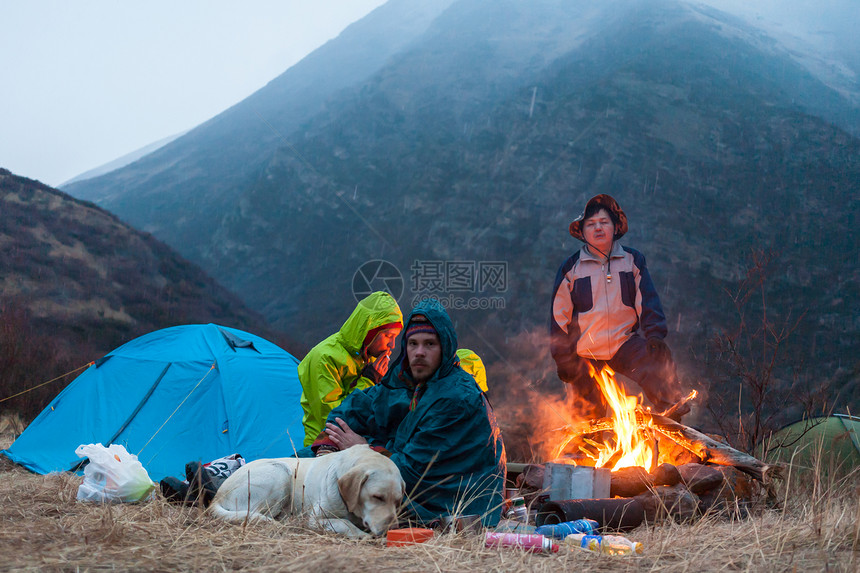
<box><xmin>485</xmin><ymin>532</ymin><xmax>559</xmax><ymax>554</ymax></box>
<box><xmin>505</xmin><ymin>496</ymin><xmax>529</xmax><ymax>522</ymax></box>
<box><xmin>564</xmin><ymin>533</ymin><xmax>644</xmax><ymax>555</ymax></box>
<box><xmin>563</xmin><ymin>533</ymin><xmax>602</xmax><ymax>553</ymax></box>
<box><xmin>534</xmin><ymin>518</ymin><xmax>599</xmax><ymax>538</ymax></box>
<box><xmin>601</xmin><ymin>536</ymin><xmax>644</xmax><ymax>556</ymax></box>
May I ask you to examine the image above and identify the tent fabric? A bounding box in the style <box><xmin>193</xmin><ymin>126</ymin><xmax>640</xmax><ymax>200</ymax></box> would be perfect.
<box><xmin>1</xmin><ymin>324</ymin><xmax>304</xmax><ymax>481</ymax></box>
<box><xmin>763</xmin><ymin>414</ymin><xmax>860</xmax><ymax>472</ymax></box>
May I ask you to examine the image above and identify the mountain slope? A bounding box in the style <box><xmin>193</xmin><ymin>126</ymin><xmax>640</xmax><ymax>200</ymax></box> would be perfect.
<box><xmin>61</xmin><ymin>0</ymin><xmax>859</xmax><ymax>422</ymax></box>
<box><xmin>1</xmin><ymin>167</ymin><xmax>288</xmax><ymax>338</ymax></box>
<box><xmin>60</xmin><ymin>131</ymin><xmax>186</xmax><ymax>187</ymax></box>
<box><xmin>63</xmin><ymin>0</ymin><xmax>456</xmax><ymax>212</ymax></box>
<box><xmin>1</xmin><ymin>167</ymin><xmax>304</xmax><ymax>416</ymax></box>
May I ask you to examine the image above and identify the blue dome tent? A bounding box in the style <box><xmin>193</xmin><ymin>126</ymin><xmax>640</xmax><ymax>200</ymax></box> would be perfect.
<box><xmin>2</xmin><ymin>324</ymin><xmax>304</xmax><ymax>481</ymax></box>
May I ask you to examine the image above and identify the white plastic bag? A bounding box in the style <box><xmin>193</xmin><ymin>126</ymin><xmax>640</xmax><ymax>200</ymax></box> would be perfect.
<box><xmin>75</xmin><ymin>443</ymin><xmax>156</xmax><ymax>503</ymax></box>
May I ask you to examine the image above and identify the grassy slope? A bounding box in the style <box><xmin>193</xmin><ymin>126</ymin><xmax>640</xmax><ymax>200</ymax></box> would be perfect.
<box><xmin>0</xmin><ymin>419</ymin><xmax>856</xmax><ymax>572</ymax></box>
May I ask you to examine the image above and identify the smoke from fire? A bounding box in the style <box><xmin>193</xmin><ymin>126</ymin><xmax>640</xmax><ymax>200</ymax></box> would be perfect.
<box><xmin>484</xmin><ymin>328</ymin><xmax>699</xmax><ymax>463</ymax></box>
<box><xmin>486</xmin><ymin>328</ymin><xmax>597</xmax><ymax>462</ymax></box>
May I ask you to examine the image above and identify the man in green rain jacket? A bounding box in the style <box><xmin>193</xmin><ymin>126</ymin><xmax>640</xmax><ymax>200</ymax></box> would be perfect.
<box><xmin>297</xmin><ymin>291</ymin><xmax>403</xmax><ymax>447</ymax></box>
<box><xmin>314</xmin><ymin>299</ymin><xmax>507</xmax><ymax>526</ymax></box>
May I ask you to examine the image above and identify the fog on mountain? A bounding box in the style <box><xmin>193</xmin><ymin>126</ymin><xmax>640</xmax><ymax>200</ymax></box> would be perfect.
<box><xmin>58</xmin><ymin>0</ymin><xmax>859</xmax><ymax>449</ymax></box>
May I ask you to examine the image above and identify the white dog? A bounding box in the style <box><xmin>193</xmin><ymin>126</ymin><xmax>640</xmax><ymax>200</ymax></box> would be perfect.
<box><xmin>208</xmin><ymin>445</ymin><xmax>404</xmax><ymax>537</ymax></box>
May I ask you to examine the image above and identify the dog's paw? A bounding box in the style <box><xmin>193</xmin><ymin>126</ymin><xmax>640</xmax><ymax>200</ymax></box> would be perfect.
<box><xmin>316</xmin><ymin>517</ymin><xmax>372</xmax><ymax>538</ymax></box>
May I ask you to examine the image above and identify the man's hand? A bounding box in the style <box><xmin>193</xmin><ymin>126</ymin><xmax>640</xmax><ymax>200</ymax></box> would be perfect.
<box><xmin>360</xmin><ymin>353</ymin><xmax>391</xmax><ymax>384</ymax></box>
<box><xmin>647</xmin><ymin>338</ymin><xmax>672</xmax><ymax>361</ymax></box>
<box><xmin>324</xmin><ymin>417</ymin><xmax>367</xmax><ymax>449</ymax></box>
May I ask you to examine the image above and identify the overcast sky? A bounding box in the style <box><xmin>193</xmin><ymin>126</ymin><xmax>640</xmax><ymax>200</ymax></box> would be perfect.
<box><xmin>0</xmin><ymin>0</ymin><xmax>386</xmax><ymax>186</ymax></box>
<box><xmin>1</xmin><ymin>0</ymin><xmax>856</xmax><ymax>188</ymax></box>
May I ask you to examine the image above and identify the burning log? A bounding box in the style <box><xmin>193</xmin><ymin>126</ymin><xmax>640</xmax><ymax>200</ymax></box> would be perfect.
<box><xmin>609</xmin><ymin>462</ymin><xmax>683</xmax><ymax>497</ymax></box>
<box><xmin>542</xmin><ymin>365</ymin><xmax>779</xmax><ymax>521</ymax></box>
<box><xmin>658</xmin><ymin>389</ymin><xmax>697</xmax><ymax>420</ymax></box>
<box><xmin>550</xmin><ymin>418</ymin><xmax>617</xmax><ymax>443</ymax></box>
<box><xmin>609</xmin><ymin>466</ymin><xmax>651</xmax><ymax>497</ymax></box>
<box><xmin>658</xmin><ymin>435</ymin><xmax>704</xmax><ymax>466</ymax></box>
<box><xmin>554</xmin><ymin>411</ymin><xmax>781</xmax><ymax>485</ymax></box>
<box><xmin>676</xmin><ymin>463</ymin><xmax>725</xmax><ymax>495</ymax></box>
<box><xmin>648</xmin><ymin>414</ymin><xmax>783</xmax><ymax>485</ymax></box>
<box><xmin>552</xmin><ymin>391</ymin><xmax>695</xmax><ymax>447</ymax></box>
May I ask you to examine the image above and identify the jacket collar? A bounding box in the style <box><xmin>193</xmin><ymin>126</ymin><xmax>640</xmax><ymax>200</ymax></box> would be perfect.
<box><xmin>580</xmin><ymin>241</ymin><xmax>624</xmax><ymax>263</ymax></box>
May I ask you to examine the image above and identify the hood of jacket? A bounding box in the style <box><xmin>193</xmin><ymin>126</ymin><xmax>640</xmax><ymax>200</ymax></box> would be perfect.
<box><xmin>456</xmin><ymin>348</ymin><xmax>487</xmax><ymax>392</ymax></box>
<box><xmin>335</xmin><ymin>291</ymin><xmax>403</xmax><ymax>355</ymax></box>
<box><xmin>390</xmin><ymin>298</ymin><xmax>459</xmax><ymax>387</ymax></box>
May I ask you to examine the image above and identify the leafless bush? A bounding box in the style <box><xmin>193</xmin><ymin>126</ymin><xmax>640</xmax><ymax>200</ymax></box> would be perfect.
<box><xmin>701</xmin><ymin>249</ymin><xmax>819</xmax><ymax>454</ymax></box>
<box><xmin>0</xmin><ymin>298</ymin><xmax>81</xmax><ymax>421</ymax></box>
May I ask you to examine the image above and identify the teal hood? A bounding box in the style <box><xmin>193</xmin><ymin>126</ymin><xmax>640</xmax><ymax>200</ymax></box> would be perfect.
<box><xmin>393</xmin><ymin>298</ymin><xmax>459</xmax><ymax>387</ymax></box>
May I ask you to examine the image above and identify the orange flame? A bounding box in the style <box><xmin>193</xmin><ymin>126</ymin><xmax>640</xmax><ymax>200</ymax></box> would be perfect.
<box><xmin>590</xmin><ymin>364</ymin><xmax>653</xmax><ymax>470</ymax></box>
<box><xmin>553</xmin><ymin>364</ymin><xmax>654</xmax><ymax>471</ymax></box>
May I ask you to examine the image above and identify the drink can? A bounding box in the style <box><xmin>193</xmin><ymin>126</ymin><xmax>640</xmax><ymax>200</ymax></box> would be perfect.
<box><xmin>485</xmin><ymin>532</ymin><xmax>559</xmax><ymax>553</ymax></box>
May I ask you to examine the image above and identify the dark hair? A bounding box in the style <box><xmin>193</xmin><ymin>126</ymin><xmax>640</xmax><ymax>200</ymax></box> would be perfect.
<box><xmin>583</xmin><ymin>203</ymin><xmax>619</xmax><ymax>227</ymax></box>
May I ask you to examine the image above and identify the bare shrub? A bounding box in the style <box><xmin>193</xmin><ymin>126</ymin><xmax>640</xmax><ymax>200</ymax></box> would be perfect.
<box><xmin>0</xmin><ymin>298</ymin><xmax>81</xmax><ymax>421</ymax></box>
<box><xmin>700</xmin><ymin>249</ymin><xmax>824</xmax><ymax>455</ymax></box>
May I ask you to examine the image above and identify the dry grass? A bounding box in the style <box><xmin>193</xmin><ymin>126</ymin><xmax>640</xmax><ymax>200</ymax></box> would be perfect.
<box><xmin>0</xmin><ymin>426</ymin><xmax>857</xmax><ymax>572</ymax></box>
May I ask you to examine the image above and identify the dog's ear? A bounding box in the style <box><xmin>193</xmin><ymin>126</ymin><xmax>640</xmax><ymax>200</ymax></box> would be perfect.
<box><xmin>337</xmin><ymin>467</ymin><xmax>369</xmax><ymax>513</ymax></box>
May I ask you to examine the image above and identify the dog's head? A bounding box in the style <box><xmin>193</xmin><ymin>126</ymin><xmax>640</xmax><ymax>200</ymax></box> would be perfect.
<box><xmin>337</xmin><ymin>455</ymin><xmax>405</xmax><ymax>536</ymax></box>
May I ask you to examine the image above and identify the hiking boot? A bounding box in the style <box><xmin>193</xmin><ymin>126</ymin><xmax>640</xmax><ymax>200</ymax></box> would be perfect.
<box><xmin>185</xmin><ymin>461</ymin><xmax>220</xmax><ymax>507</ymax></box>
<box><xmin>160</xmin><ymin>476</ymin><xmax>190</xmax><ymax>504</ymax></box>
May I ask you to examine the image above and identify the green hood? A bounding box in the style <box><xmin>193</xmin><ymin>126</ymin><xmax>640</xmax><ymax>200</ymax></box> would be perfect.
<box><xmin>336</xmin><ymin>291</ymin><xmax>403</xmax><ymax>355</ymax></box>
<box><xmin>297</xmin><ymin>291</ymin><xmax>402</xmax><ymax>446</ymax></box>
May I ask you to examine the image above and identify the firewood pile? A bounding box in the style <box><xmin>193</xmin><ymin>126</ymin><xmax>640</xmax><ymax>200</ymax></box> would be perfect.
<box><xmin>516</xmin><ymin>413</ymin><xmax>783</xmax><ymax>525</ymax></box>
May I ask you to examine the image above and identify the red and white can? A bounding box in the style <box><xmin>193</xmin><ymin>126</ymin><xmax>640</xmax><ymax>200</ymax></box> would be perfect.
<box><xmin>485</xmin><ymin>532</ymin><xmax>559</xmax><ymax>554</ymax></box>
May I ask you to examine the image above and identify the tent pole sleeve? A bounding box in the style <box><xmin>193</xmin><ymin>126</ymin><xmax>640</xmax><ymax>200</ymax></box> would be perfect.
<box><xmin>67</xmin><ymin>362</ymin><xmax>173</xmax><ymax>473</ymax></box>
<box><xmin>106</xmin><ymin>363</ymin><xmax>173</xmax><ymax>447</ymax></box>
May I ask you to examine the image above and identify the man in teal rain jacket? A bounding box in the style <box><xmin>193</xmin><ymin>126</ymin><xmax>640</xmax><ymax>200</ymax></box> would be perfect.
<box><xmin>297</xmin><ymin>291</ymin><xmax>403</xmax><ymax>447</ymax></box>
<box><xmin>312</xmin><ymin>299</ymin><xmax>507</xmax><ymax>526</ymax></box>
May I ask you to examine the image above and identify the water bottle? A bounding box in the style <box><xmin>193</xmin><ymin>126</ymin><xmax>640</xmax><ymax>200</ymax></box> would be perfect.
<box><xmin>563</xmin><ymin>533</ymin><xmax>602</xmax><ymax>552</ymax></box>
<box><xmin>564</xmin><ymin>533</ymin><xmax>644</xmax><ymax>555</ymax></box>
<box><xmin>600</xmin><ymin>534</ymin><xmax>644</xmax><ymax>555</ymax></box>
<box><xmin>534</xmin><ymin>518</ymin><xmax>599</xmax><ymax>538</ymax></box>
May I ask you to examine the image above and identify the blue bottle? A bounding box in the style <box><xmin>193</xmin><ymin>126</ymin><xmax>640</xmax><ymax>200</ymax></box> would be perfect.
<box><xmin>535</xmin><ymin>518</ymin><xmax>599</xmax><ymax>539</ymax></box>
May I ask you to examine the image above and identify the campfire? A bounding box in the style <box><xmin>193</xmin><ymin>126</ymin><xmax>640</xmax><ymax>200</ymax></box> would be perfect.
<box><xmin>550</xmin><ymin>365</ymin><xmax>697</xmax><ymax>472</ymax></box>
<box><xmin>515</xmin><ymin>366</ymin><xmax>783</xmax><ymax>525</ymax></box>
